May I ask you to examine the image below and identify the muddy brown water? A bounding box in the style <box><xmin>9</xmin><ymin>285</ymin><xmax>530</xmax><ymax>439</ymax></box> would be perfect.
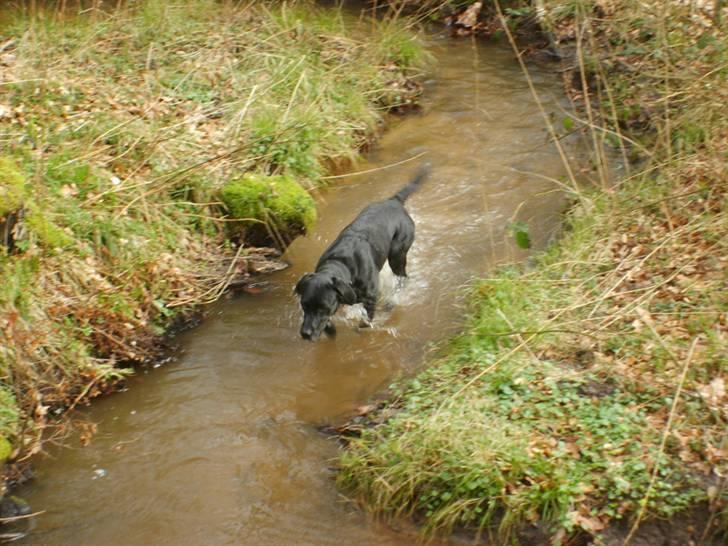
<box><xmin>13</xmin><ymin>37</ymin><xmax>592</xmax><ymax>545</ymax></box>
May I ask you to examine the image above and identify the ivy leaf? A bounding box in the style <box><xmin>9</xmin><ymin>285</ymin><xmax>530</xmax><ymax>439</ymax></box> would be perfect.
<box><xmin>508</xmin><ymin>221</ymin><xmax>532</xmax><ymax>249</ymax></box>
<box><xmin>153</xmin><ymin>299</ymin><xmax>174</xmax><ymax>317</ymax></box>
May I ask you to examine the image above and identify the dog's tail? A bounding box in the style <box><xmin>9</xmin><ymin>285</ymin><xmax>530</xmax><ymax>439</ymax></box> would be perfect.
<box><xmin>392</xmin><ymin>164</ymin><xmax>431</xmax><ymax>203</ymax></box>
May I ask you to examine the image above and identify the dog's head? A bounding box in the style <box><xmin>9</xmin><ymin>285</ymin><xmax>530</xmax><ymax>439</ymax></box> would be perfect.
<box><xmin>295</xmin><ymin>273</ymin><xmax>356</xmax><ymax>340</ymax></box>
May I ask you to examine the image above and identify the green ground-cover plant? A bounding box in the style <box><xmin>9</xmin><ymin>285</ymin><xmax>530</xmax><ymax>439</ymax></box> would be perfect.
<box><xmin>338</xmin><ymin>0</ymin><xmax>727</xmax><ymax>543</ymax></box>
<box><xmin>0</xmin><ymin>0</ymin><xmax>427</xmax><ymax>466</ymax></box>
<box><xmin>340</xmin><ymin>175</ymin><xmax>725</xmax><ymax>538</ymax></box>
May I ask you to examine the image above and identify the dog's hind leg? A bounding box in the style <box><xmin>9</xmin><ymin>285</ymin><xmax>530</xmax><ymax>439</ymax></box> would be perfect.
<box><xmin>388</xmin><ymin>240</ymin><xmax>413</xmax><ymax>279</ymax></box>
<box><xmin>388</xmin><ymin>222</ymin><xmax>415</xmax><ymax>278</ymax></box>
<box><xmin>388</xmin><ymin>251</ymin><xmax>408</xmax><ymax>278</ymax></box>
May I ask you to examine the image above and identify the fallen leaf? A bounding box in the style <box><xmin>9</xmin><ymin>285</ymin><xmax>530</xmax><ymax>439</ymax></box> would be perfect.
<box><xmin>698</xmin><ymin>377</ymin><xmax>725</xmax><ymax>409</ymax></box>
<box><xmin>569</xmin><ymin>510</ymin><xmax>606</xmax><ymax>532</ymax></box>
<box><xmin>456</xmin><ymin>2</ymin><xmax>482</xmax><ymax>29</ymax></box>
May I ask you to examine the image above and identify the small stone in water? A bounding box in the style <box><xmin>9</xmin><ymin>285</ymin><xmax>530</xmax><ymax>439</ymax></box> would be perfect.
<box><xmin>92</xmin><ymin>468</ymin><xmax>107</xmax><ymax>479</ymax></box>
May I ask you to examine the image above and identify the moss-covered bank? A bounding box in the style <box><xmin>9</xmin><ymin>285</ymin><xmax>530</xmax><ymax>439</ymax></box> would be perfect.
<box><xmin>338</xmin><ymin>1</ymin><xmax>727</xmax><ymax>544</ymax></box>
<box><xmin>220</xmin><ymin>173</ymin><xmax>317</xmax><ymax>246</ymax></box>
<box><xmin>0</xmin><ymin>0</ymin><xmax>427</xmax><ymax>479</ymax></box>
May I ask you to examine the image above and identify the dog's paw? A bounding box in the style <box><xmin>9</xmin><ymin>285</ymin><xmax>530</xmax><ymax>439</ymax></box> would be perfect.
<box><xmin>380</xmin><ymin>301</ymin><xmax>396</xmax><ymax>313</ymax></box>
<box><xmin>324</xmin><ymin>322</ymin><xmax>337</xmax><ymax>337</ymax></box>
<box><xmin>357</xmin><ymin>319</ymin><xmax>373</xmax><ymax>329</ymax></box>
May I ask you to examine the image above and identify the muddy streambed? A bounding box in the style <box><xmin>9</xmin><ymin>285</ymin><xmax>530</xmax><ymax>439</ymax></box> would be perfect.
<box><xmin>13</xmin><ymin>37</ymin><xmax>588</xmax><ymax>545</ymax></box>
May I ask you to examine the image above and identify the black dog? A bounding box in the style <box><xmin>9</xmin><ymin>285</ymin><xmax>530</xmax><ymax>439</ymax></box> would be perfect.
<box><xmin>295</xmin><ymin>165</ymin><xmax>430</xmax><ymax>340</ymax></box>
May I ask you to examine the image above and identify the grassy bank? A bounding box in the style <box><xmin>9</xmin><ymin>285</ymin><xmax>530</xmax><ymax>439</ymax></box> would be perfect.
<box><xmin>338</xmin><ymin>1</ymin><xmax>727</xmax><ymax>543</ymax></box>
<box><xmin>0</xmin><ymin>0</ymin><xmax>426</xmax><ymax>471</ymax></box>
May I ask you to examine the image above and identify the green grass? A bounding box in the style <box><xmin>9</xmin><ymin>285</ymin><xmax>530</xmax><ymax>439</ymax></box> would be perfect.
<box><xmin>0</xmin><ymin>0</ymin><xmax>428</xmax><ymax>465</ymax></box>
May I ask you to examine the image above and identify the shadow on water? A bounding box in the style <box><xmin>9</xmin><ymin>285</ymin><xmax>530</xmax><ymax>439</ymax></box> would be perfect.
<box><xmin>13</xmin><ymin>32</ymin><xmax>592</xmax><ymax>546</ymax></box>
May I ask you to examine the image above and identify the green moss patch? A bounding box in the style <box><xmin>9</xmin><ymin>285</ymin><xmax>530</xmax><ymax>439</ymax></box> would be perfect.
<box><xmin>25</xmin><ymin>207</ymin><xmax>73</xmax><ymax>249</ymax></box>
<box><xmin>0</xmin><ymin>437</ymin><xmax>12</xmax><ymax>464</ymax></box>
<box><xmin>220</xmin><ymin>173</ymin><xmax>316</xmax><ymax>245</ymax></box>
<box><xmin>0</xmin><ymin>157</ymin><xmax>26</xmax><ymax>218</ymax></box>
<box><xmin>0</xmin><ymin>387</ymin><xmax>19</xmax><ymax>464</ymax></box>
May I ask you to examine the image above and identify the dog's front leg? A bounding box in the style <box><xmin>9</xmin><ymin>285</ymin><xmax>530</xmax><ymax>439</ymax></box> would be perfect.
<box><xmin>358</xmin><ymin>296</ymin><xmax>377</xmax><ymax>328</ymax></box>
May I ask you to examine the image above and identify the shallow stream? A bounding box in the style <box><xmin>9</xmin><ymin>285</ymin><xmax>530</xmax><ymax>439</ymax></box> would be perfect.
<box><xmin>15</xmin><ymin>33</ymin><xmax>586</xmax><ymax>545</ymax></box>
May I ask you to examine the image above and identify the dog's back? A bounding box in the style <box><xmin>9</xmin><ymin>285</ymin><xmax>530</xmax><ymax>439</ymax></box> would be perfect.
<box><xmin>297</xmin><ymin>165</ymin><xmax>430</xmax><ymax>339</ymax></box>
<box><xmin>317</xmin><ymin>165</ymin><xmax>430</xmax><ymax>271</ymax></box>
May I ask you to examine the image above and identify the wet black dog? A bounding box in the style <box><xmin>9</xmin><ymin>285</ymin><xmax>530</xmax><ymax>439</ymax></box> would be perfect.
<box><xmin>295</xmin><ymin>166</ymin><xmax>430</xmax><ymax>340</ymax></box>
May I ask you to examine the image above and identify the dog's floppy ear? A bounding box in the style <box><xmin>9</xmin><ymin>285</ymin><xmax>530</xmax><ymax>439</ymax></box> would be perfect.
<box><xmin>331</xmin><ymin>277</ymin><xmax>356</xmax><ymax>305</ymax></box>
<box><xmin>295</xmin><ymin>273</ymin><xmax>314</xmax><ymax>295</ymax></box>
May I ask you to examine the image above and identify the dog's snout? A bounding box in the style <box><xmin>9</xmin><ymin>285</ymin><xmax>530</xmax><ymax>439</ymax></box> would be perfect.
<box><xmin>300</xmin><ymin>327</ymin><xmax>313</xmax><ymax>340</ymax></box>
